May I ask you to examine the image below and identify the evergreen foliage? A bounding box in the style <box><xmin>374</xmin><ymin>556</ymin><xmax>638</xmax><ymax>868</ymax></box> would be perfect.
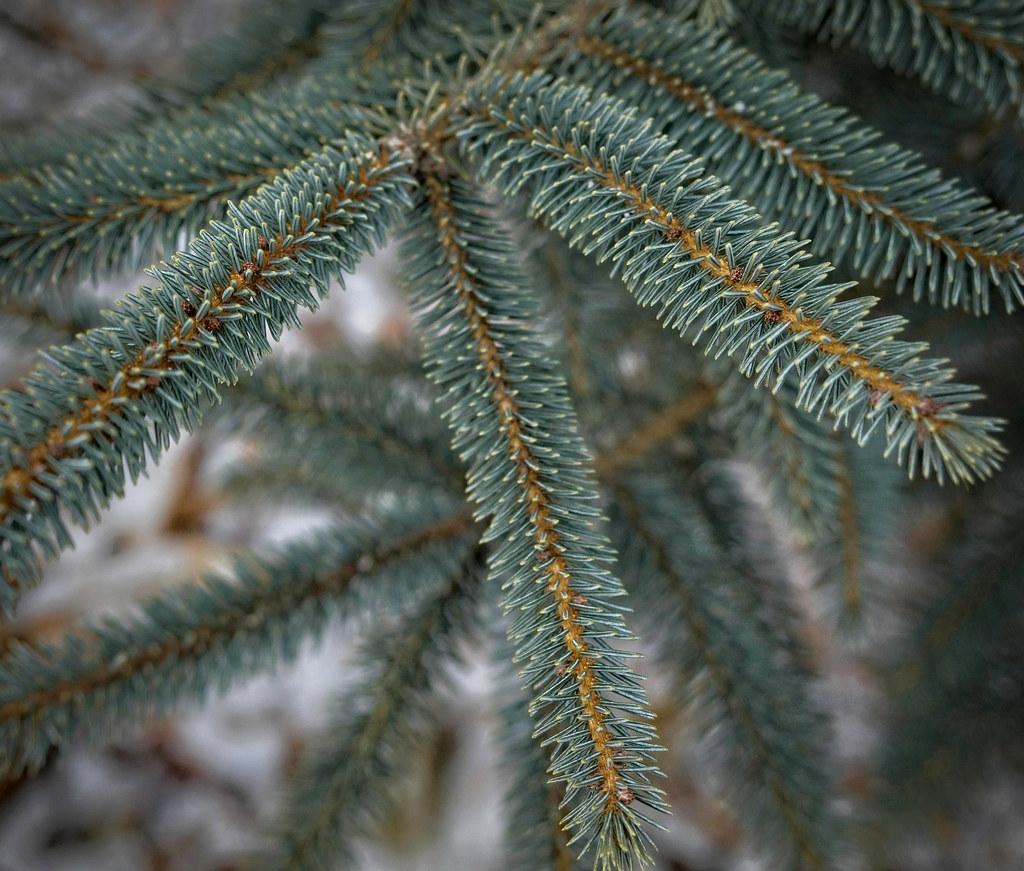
<box><xmin>559</xmin><ymin>5</ymin><xmax>1024</xmax><ymax>313</ymax></box>
<box><xmin>0</xmin><ymin>496</ymin><xmax>473</xmax><ymax>779</ymax></box>
<box><xmin>268</xmin><ymin>545</ymin><xmax>485</xmax><ymax>869</ymax></box>
<box><xmin>743</xmin><ymin>0</ymin><xmax>1024</xmax><ymax>121</ymax></box>
<box><xmin>460</xmin><ymin>72</ymin><xmax>1004</xmax><ymax>484</ymax></box>
<box><xmin>401</xmin><ymin>172</ymin><xmax>668</xmax><ymax>863</ymax></box>
<box><xmin>0</xmin><ymin>1</ymin><xmax>1021</xmax><ymax>868</ymax></box>
<box><xmin>610</xmin><ymin>471</ymin><xmax>836</xmax><ymax>867</ymax></box>
<box><xmin>0</xmin><ymin>137</ymin><xmax>412</xmax><ymax>610</ymax></box>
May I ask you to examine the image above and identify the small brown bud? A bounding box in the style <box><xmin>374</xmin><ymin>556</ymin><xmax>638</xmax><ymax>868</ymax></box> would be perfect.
<box><xmin>180</xmin><ymin>299</ymin><xmax>197</xmax><ymax>318</ymax></box>
<box><xmin>616</xmin><ymin>787</ymin><xmax>636</xmax><ymax>805</ymax></box>
<box><xmin>762</xmin><ymin>309</ymin><xmax>782</xmax><ymax>325</ymax></box>
<box><xmin>419</xmin><ymin>155</ymin><xmax>450</xmax><ymax>179</ymax></box>
<box><xmin>257</xmin><ymin>234</ymin><xmax>270</xmax><ymax>251</ymax></box>
<box><xmin>201</xmin><ymin>316</ymin><xmax>222</xmax><ymax>332</ymax></box>
<box><xmin>729</xmin><ymin>265</ymin><xmax>743</xmax><ymax>282</ymax></box>
<box><xmin>571</xmin><ymin>594</ymin><xmax>588</xmax><ymax>606</ymax></box>
<box><xmin>915</xmin><ymin>397</ymin><xmax>943</xmax><ymax>417</ymax></box>
<box><xmin>664</xmin><ymin>225</ymin><xmax>684</xmax><ymax>242</ymax></box>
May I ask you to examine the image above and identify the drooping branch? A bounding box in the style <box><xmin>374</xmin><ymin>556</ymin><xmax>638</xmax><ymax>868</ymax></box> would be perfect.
<box><xmin>0</xmin><ymin>136</ymin><xmax>414</xmax><ymax>612</ymax></box>
<box><xmin>610</xmin><ymin>475</ymin><xmax>839</xmax><ymax>868</ymax></box>
<box><xmin>561</xmin><ymin>7</ymin><xmax>1024</xmax><ymax>313</ymax></box>
<box><xmin>401</xmin><ymin>162</ymin><xmax>667</xmax><ymax>869</ymax></box>
<box><xmin>459</xmin><ymin>72</ymin><xmax>1005</xmax><ymax>485</ymax></box>
<box><xmin>0</xmin><ymin>503</ymin><xmax>474</xmax><ymax>779</ymax></box>
<box><xmin>0</xmin><ymin>96</ymin><xmax>385</xmax><ymax>296</ymax></box>
<box><xmin>741</xmin><ymin>0</ymin><xmax>1024</xmax><ymax>121</ymax></box>
<box><xmin>269</xmin><ymin>541</ymin><xmax>483</xmax><ymax>869</ymax></box>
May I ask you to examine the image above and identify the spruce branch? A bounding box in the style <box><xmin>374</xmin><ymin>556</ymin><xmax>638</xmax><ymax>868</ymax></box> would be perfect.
<box><xmin>0</xmin><ymin>0</ymin><xmax>344</xmax><ymax>177</ymax></box>
<box><xmin>716</xmin><ymin>368</ymin><xmax>900</xmax><ymax>630</ymax></box>
<box><xmin>743</xmin><ymin>0</ymin><xmax>1024</xmax><ymax>121</ymax></box>
<box><xmin>534</xmin><ymin>232</ymin><xmax>720</xmax><ymax>456</ymax></box>
<box><xmin>0</xmin><ymin>501</ymin><xmax>474</xmax><ymax>780</ymax></box>
<box><xmin>820</xmin><ymin>433</ymin><xmax>900</xmax><ymax>629</ymax></box>
<box><xmin>458</xmin><ymin>72</ymin><xmax>1005</xmax><ymax>485</ymax></box>
<box><xmin>491</xmin><ymin>608</ymin><xmax>580</xmax><ymax>871</ymax></box>
<box><xmin>0</xmin><ymin>0</ymin><xmax>391</xmax><ymax>183</ymax></box>
<box><xmin>0</xmin><ymin>98</ymin><xmax>384</xmax><ymax>296</ymax></box>
<box><xmin>267</xmin><ymin>541</ymin><xmax>483</xmax><ymax>870</ymax></box>
<box><xmin>0</xmin><ymin>3</ymin><xmax>1019</xmax><ymax>865</ymax></box>
<box><xmin>881</xmin><ymin>469</ymin><xmax>1024</xmax><ymax>811</ymax></box>
<box><xmin>593</xmin><ymin>386</ymin><xmax>717</xmax><ymax>478</ymax></box>
<box><xmin>0</xmin><ymin>137</ymin><xmax>414</xmax><ymax>612</ymax></box>
<box><xmin>0</xmin><ymin>0</ymin><xmax>570</xmax><ymax>296</ymax></box>
<box><xmin>610</xmin><ymin>474</ymin><xmax>839</xmax><ymax>869</ymax></box>
<box><xmin>213</xmin><ymin>351</ymin><xmax>458</xmax><ymax>515</ymax></box>
<box><xmin>562</xmin><ymin>6</ymin><xmax>1024</xmax><ymax>313</ymax></box>
<box><xmin>538</xmin><ymin>236</ymin><xmax>891</xmax><ymax>592</ymax></box>
<box><xmin>715</xmin><ymin>370</ymin><xmax>842</xmax><ymax>543</ymax></box>
<box><xmin>401</xmin><ymin>167</ymin><xmax>667</xmax><ymax>869</ymax></box>
<box><xmin>168</xmin><ymin>0</ymin><xmax>342</xmax><ymax>106</ymax></box>
<box><xmin>0</xmin><ymin>0</ymin><xmax>552</xmax><ymax>201</ymax></box>
<box><xmin>220</xmin><ymin>353</ymin><xmax>462</xmax><ymax>496</ymax></box>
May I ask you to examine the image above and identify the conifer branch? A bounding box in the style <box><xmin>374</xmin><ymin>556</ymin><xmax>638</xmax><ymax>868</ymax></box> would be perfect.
<box><xmin>717</xmin><ymin>369</ymin><xmax>898</xmax><ymax>626</ymax></box>
<box><xmin>882</xmin><ymin>470</ymin><xmax>1024</xmax><ymax>808</ymax></box>
<box><xmin>815</xmin><ymin>433</ymin><xmax>900</xmax><ymax>630</ymax></box>
<box><xmin>217</xmin><ymin>356</ymin><xmax>462</xmax><ymax>513</ymax></box>
<box><xmin>491</xmin><ymin>610</ymin><xmax>580</xmax><ymax>871</ymax></box>
<box><xmin>222</xmin><ymin>354</ymin><xmax>462</xmax><ymax>493</ymax></box>
<box><xmin>0</xmin><ymin>138</ymin><xmax>413</xmax><ymax>612</ymax></box>
<box><xmin>0</xmin><ymin>0</ymin><xmax>550</xmax><ymax>197</ymax></box>
<box><xmin>0</xmin><ymin>0</ymin><xmax>382</xmax><ymax>183</ymax></box>
<box><xmin>0</xmin><ymin>98</ymin><xmax>384</xmax><ymax>296</ymax></box>
<box><xmin>0</xmin><ymin>0</ymin><xmax>572</xmax><ymax>295</ymax></box>
<box><xmin>268</xmin><ymin>541</ymin><xmax>483</xmax><ymax>869</ymax></box>
<box><xmin>0</xmin><ymin>502</ymin><xmax>474</xmax><ymax>780</ymax></box>
<box><xmin>743</xmin><ymin>0</ymin><xmax>1024</xmax><ymax>120</ymax></box>
<box><xmin>401</xmin><ymin>167</ymin><xmax>667</xmax><ymax>869</ymax></box>
<box><xmin>458</xmin><ymin>72</ymin><xmax>1005</xmax><ymax>485</ymax></box>
<box><xmin>219</xmin><ymin>462</ymin><xmax>367</xmax><ymax>514</ymax></box>
<box><xmin>562</xmin><ymin>7</ymin><xmax>1024</xmax><ymax>313</ymax></box>
<box><xmin>594</xmin><ymin>385</ymin><xmax>717</xmax><ymax>477</ymax></box>
<box><xmin>834</xmin><ymin>440</ymin><xmax>865</xmax><ymax>619</ymax></box>
<box><xmin>0</xmin><ymin>4</ymin><xmax>1018</xmax><ymax>864</ymax></box>
<box><xmin>610</xmin><ymin>475</ymin><xmax>839</xmax><ymax>868</ymax></box>
<box><xmin>534</xmin><ymin>233</ymin><xmax>720</xmax><ymax>462</ymax></box>
<box><xmin>715</xmin><ymin>370</ymin><xmax>840</xmax><ymax>543</ymax></box>
<box><xmin>182</xmin><ymin>0</ymin><xmax>338</xmax><ymax>106</ymax></box>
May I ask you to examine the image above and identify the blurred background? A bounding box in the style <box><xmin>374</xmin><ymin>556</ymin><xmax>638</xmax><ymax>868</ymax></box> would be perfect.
<box><xmin>0</xmin><ymin>1</ymin><xmax>1022</xmax><ymax>869</ymax></box>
